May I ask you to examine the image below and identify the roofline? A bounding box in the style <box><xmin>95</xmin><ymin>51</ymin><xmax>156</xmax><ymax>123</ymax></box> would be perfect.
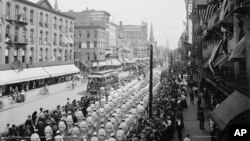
<box><xmin>75</xmin><ymin>25</ymin><xmax>105</xmax><ymax>30</ymax></box>
<box><xmin>18</xmin><ymin>0</ymin><xmax>75</xmax><ymax>20</ymax></box>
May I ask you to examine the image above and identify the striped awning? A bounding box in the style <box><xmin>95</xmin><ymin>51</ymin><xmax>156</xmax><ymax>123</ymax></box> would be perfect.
<box><xmin>229</xmin><ymin>36</ymin><xmax>246</xmax><ymax>61</ymax></box>
<box><xmin>198</xmin><ymin>4</ymin><xmax>218</xmax><ymax>22</ymax></box>
<box><xmin>213</xmin><ymin>54</ymin><xmax>229</xmax><ymax>67</ymax></box>
<box><xmin>219</xmin><ymin>0</ymin><xmax>231</xmax><ymax>21</ymax></box>
<box><xmin>208</xmin><ymin>40</ymin><xmax>223</xmax><ymax>73</ymax></box>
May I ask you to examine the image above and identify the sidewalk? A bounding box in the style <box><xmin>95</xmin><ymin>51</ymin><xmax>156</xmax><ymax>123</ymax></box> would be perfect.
<box><xmin>0</xmin><ymin>81</ymin><xmax>87</xmax><ymax>112</ymax></box>
<box><xmin>172</xmin><ymin>93</ymin><xmax>211</xmax><ymax>141</ymax></box>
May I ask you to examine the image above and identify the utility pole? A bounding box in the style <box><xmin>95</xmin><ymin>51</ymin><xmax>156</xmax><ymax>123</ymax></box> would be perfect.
<box><xmin>149</xmin><ymin>44</ymin><xmax>153</xmax><ymax>119</ymax></box>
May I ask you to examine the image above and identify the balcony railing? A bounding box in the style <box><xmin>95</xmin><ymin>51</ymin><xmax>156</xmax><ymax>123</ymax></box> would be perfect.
<box><xmin>5</xmin><ymin>34</ymin><xmax>28</xmax><ymax>45</ymax></box>
<box><xmin>5</xmin><ymin>14</ymin><xmax>28</xmax><ymax>25</ymax></box>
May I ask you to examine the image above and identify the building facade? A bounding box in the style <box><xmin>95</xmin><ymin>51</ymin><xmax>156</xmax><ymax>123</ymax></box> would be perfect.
<box><xmin>117</xmin><ymin>21</ymin><xmax>149</xmax><ymax>61</ymax></box>
<box><xmin>183</xmin><ymin>0</ymin><xmax>250</xmax><ymax>140</ymax></box>
<box><xmin>0</xmin><ymin>0</ymin><xmax>78</xmax><ymax>96</ymax></box>
<box><xmin>74</xmin><ymin>25</ymin><xmax>108</xmax><ymax>67</ymax></box>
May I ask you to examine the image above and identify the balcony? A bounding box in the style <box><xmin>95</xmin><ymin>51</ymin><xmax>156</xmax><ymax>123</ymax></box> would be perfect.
<box><xmin>59</xmin><ymin>25</ymin><xmax>63</xmax><ymax>32</ymax></box>
<box><xmin>5</xmin><ymin>14</ymin><xmax>28</xmax><ymax>26</ymax></box>
<box><xmin>5</xmin><ymin>34</ymin><xmax>28</xmax><ymax>45</ymax></box>
<box><xmin>39</xmin><ymin>21</ymin><xmax>44</xmax><ymax>27</ymax></box>
<box><xmin>45</xmin><ymin>22</ymin><xmax>49</xmax><ymax>28</ymax></box>
<box><xmin>191</xmin><ymin>65</ymin><xmax>249</xmax><ymax>95</ymax></box>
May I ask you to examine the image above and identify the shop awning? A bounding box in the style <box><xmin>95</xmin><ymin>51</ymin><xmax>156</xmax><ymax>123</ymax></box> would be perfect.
<box><xmin>209</xmin><ymin>90</ymin><xmax>250</xmax><ymax>130</ymax></box>
<box><xmin>98</xmin><ymin>61</ymin><xmax>107</xmax><ymax>67</ymax></box>
<box><xmin>43</xmin><ymin>64</ymin><xmax>80</xmax><ymax>77</ymax></box>
<box><xmin>0</xmin><ymin>67</ymin><xmax>50</xmax><ymax>85</ymax></box>
<box><xmin>106</xmin><ymin>60</ymin><xmax>111</xmax><ymax>66</ymax></box>
<box><xmin>229</xmin><ymin>36</ymin><xmax>246</xmax><ymax>62</ymax></box>
<box><xmin>92</xmin><ymin>62</ymin><xmax>97</xmax><ymax>67</ymax></box>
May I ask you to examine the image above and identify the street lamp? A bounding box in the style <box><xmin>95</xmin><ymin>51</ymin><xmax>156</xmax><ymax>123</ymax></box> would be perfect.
<box><xmin>149</xmin><ymin>44</ymin><xmax>153</xmax><ymax>119</ymax></box>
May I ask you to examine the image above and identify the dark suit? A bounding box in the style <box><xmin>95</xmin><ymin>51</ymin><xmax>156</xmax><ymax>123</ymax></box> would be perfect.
<box><xmin>175</xmin><ymin>120</ymin><xmax>184</xmax><ymax>141</ymax></box>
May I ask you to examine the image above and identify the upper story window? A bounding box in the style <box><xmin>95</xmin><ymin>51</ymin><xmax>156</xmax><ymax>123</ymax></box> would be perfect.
<box><xmin>0</xmin><ymin>24</ymin><xmax>2</xmax><ymax>42</ymax></box>
<box><xmin>59</xmin><ymin>34</ymin><xmax>62</xmax><ymax>46</ymax></box>
<box><xmin>45</xmin><ymin>31</ymin><xmax>49</xmax><ymax>44</ymax></box>
<box><xmin>30</xmin><ymin>29</ymin><xmax>34</xmax><ymax>44</ymax></box>
<box><xmin>23</xmin><ymin>7</ymin><xmax>27</xmax><ymax>22</ymax></box>
<box><xmin>39</xmin><ymin>12</ymin><xmax>44</xmax><ymax>27</ymax></box>
<box><xmin>45</xmin><ymin>14</ymin><xmax>49</xmax><ymax>28</ymax></box>
<box><xmin>78</xmin><ymin>31</ymin><xmax>81</xmax><ymax>37</ymax></box>
<box><xmin>6</xmin><ymin>25</ymin><xmax>11</xmax><ymax>41</ymax></box>
<box><xmin>6</xmin><ymin>3</ymin><xmax>12</xmax><ymax>19</ymax></box>
<box><xmin>30</xmin><ymin>10</ymin><xmax>34</xmax><ymax>25</ymax></box>
<box><xmin>53</xmin><ymin>33</ymin><xmax>57</xmax><ymax>45</ymax></box>
<box><xmin>15</xmin><ymin>5</ymin><xmax>20</xmax><ymax>21</ymax></box>
<box><xmin>70</xmin><ymin>21</ymin><xmax>73</xmax><ymax>32</ymax></box>
<box><xmin>87</xmin><ymin>41</ymin><xmax>90</xmax><ymax>48</ymax></box>
<box><xmin>23</xmin><ymin>27</ymin><xmax>27</xmax><ymax>40</ymax></box>
<box><xmin>39</xmin><ymin>31</ymin><xmax>43</xmax><ymax>45</ymax></box>
<box><xmin>65</xmin><ymin>20</ymin><xmax>68</xmax><ymax>31</ymax></box>
<box><xmin>53</xmin><ymin>17</ymin><xmax>57</xmax><ymax>29</ymax></box>
<box><xmin>59</xmin><ymin>18</ymin><xmax>63</xmax><ymax>31</ymax></box>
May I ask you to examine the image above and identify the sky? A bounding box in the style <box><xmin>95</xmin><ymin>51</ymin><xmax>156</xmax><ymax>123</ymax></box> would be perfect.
<box><xmin>31</xmin><ymin>0</ymin><xmax>187</xmax><ymax>50</ymax></box>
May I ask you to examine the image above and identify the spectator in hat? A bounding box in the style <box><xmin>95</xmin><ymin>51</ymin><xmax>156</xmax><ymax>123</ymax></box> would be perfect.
<box><xmin>30</xmin><ymin>129</ymin><xmax>40</xmax><ymax>141</ymax></box>
<box><xmin>91</xmin><ymin>132</ymin><xmax>98</xmax><ymax>141</ymax></box>
<box><xmin>98</xmin><ymin>124</ymin><xmax>106</xmax><ymax>141</ymax></box>
<box><xmin>54</xmin><ymin>131</ymin><xmax>63</xmax><ymax>141</ymax></box>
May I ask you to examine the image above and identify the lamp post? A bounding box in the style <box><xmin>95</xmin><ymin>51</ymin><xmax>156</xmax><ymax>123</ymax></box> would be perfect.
<box><xmin>149</xmin><ymin>44</ymin><xmax>153</xmax><ymax>119</ymax></box>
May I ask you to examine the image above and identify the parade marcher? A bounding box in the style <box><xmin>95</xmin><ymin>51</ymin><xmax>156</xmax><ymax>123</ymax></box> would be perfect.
<box><xmin>75</xmin><ymin>107</ymin><xmax>84</xmax><ymax>124</ymax></box>
<box><xmin>54</xmin><ymin>131</ymin><xmax>64</xmax><ymax>141</ymax></box>
<box><xmin>197</xmin><ymin>107</ymin><xmax>205</xmax><ymax>130</ymax></box>
<box><xmin>175</xmin><ymin>118</ymin><xmax>184</xmax><ymax>141</ymax></box>
<box><xmin>58</xmin><ymin>120</ymin><xmax>67</xmax><ymax>137</ymax></box>
<box><xmin>116</xmin><ymin>126</ymin><xmax>126</xmax><ymax>141</ymax></box>
<box><xmin>44</xmin><ymin>125</ymin><xmax>53</xmax><ymax>141</ymax></box>
<box><xmin>66</xmin><ymin>114</ymin><xmax>74</xmax><ymax>135</ymax></box>
<box><xmin>79</xmin><ymin>118</ymin><xmax>88</xmax><ymax>139</ymax></box>
<box><xmin>71</xmin><ymin>123</ymin><xmax>80</xmax><ymax>137</ymax></box>
<box><xmin>30</xmin><ymin>129</ymin><xmax>40</xmax><ymax>141</ymax></box>
<box><xmin>98</xmin><ymin>124</ymin><xmax>106</xmax><ymax>141</ymax></box>
<box><xmin>99</xmin><ymin>106</ymin><xmax>106</xmax><ymax>123</ymax></box>
<box><xmin>108</xmin><ymin>133</ymin><xmax>116</xmax><ymax>141</ymax></box>
<box><xmin>91</xmin><ymin>110</ymin><xmax>99</xmax><ymax>129</ymax></box>
<box><xmin>183</xmin><ymin>134</ymin><xmax>191</xmax><ymax>141</ymax></box>
<box><xmin>86</xmin><ymin>115</ymin><xmax>94</xmax><ymax>135</ymax></box>
<box><xmin>106</xmin><ymin>118</ymin><xmax>114</xmax><ymax>139</ymax></box>
<box><xmin>90</xmin><ymin>132</ymin><xmax>99</xmax><ymax>141</ymax></box>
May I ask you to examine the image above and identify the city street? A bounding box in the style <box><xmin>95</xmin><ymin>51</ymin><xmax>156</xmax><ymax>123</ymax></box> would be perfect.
<box><xmin>0</xmin><ymin>71</ymin><xmax>129</xmax><ymax>133</ymax></box>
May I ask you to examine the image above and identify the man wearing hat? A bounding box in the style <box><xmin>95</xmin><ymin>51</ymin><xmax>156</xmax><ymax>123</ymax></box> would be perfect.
<box><xmin>71</xmin><ymin>123</ymin><xmax>80</xmax><ymax>137</ymax></box>
<box><xmin>91</xmin><ymin>110</ymin><xmax>99</xmax><ymax>128</ymax></box>
<box><xmin>99</xmin><ymin>106</ymin><xmax>106</xmax><ymax>123</ymax></box>
<box><xmin>116</xmin><ymin>125</ymin><xmax>126</xmax><ymax>141</ymax></box>
<box><xmin>58</xmin><ymin>120</ymin><xmax>66</xmax><ymax>137</ymax></box>
<box><xmin>79</xmin><ymin>117</ymin><xmax>88</xmax><ymax>139</ymax></box>
<box><xmin>75</xmin><ymin>107</ymin><xmax>84</xmax><ymax>124</ymax></box>
<box><xmin>54</xmin><ymin>130</ymin><xmax>63</xmax><ymax>141</ymax></box>
<box><xmin>44</xmin><ymin>125</ymin><xmax>53</xmax><ymax>141</ymax></box>
<box><xmin>86</xmin><ymin>116</ymin><xmax>94</xmax><ymax>135</ymax></box>
<box><xmin>90</xmin><ymin>132</ymin><xmax>99</xmax><ymax>141</ymax></box>
<box><xmin>108</xmin><ymin>133</ymin><xmax>116</xmax><ymax>141</ymax></box>
<box><xmin>98</xmin><ymin>124</ymin><xmax>106</xmax><ymax>141</ymax></box>
<box><xmin>106</xmin><ymin>118</ymin><xmax>114</xmax><ymax>139</ymax></box>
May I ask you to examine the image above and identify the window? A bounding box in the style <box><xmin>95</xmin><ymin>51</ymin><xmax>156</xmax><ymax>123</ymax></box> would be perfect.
<box><xmin>94</xmin><ymin>52</ymin><xmax>97</xmax><ymax>60</ymax></box>
<box><xmin>14</xmin><ymin>27</ymin><xmax>19</xmax><ymax>42</ymax></box>
<box><xmin>70</xmin><ymin>21</ymin><xmax>73</xmax><ymax>32</ymax></box>
<box><xmin>59</xmin><ymin>19</ymin><xmax>62</xmax><ymax>31</ymax></box>
<box><xmin>30</xmin><ymin>10</ymin><xmax>34</xmax><ymax>25</ymax></box>
<box><xmin>6</xmin><ymin>25</ymin><xmax>11</xmax><ymax>40</ymax></box>
<box><xmin>65</xmin><ymin>20</ymin><xmax>68</xmax><ymax>31</ymax></box>
<box><xmin>29</xmin><ymin>47</ymin><xmax>34</xmax><ymax>62</ymax></box>
<box><xmin>59</xmin><ymin>34</ymin><xmax>62</xmax><ymax>46</ymax></box>
<box><xmin>78</xmin><ymin>31</ymin><xmax>81</xmax><ymax>37</ymax></box>
<box><xmin>23</xmin><ymin>27</ymin><xmax>27</xmax><ymax>41</ymax></box>
<box><xmin>94</xmin><ymin>41</ymin><xmax>97</xmax><ymax>48</ymax></box>
<box><xmin>45</xmin><ymin>14</ymin><xmax>49</xmax><ymax>28</ymax></box>
<box><xmin>20</xmin><ymin>48</ymin><xmax>25</xmax><ymax>63</ymax></box>
<box><xmin>6</xmin><ymin>3</ymin><xmax>11</xmax><ymax>19</ymax></box>
<box><xmin>87</xmin><ymin>31</ymin><xmax>90</xmax><ymax>38</ymax></box>
<box><xmin>45</xmin><ymin>32</ymin><xmax>49</xmax><ymax>45</ymax></box>
<box><xmin>53</xmin><ymin>49</ymin><xmax>57</xmax><ymax>61</ymax></box>
<box><xmin>87</xmin><ymin>41</ymin><xmax>90</xmax><ymax>48</ymax></box>
<box><xmin>15</xmin><ymin>5</ymin><xmax>20</xmax><ymax>20</ymax></box>
<box><xmin>23</xmin><ymin>7</ymin><xmax>27</xmax><ymax>22</ymax></box>
<box><xmin>5</xmin><ymin>48</ymin><xmax>9</xmax><ymax>64</ymax></box>
<box><xmin>39</xmin><ymin>31</ymin><xmax>43</xmax><ymax>45</ymax></box>
<box><xmin>53</xmin><ymin>33</ymin><xmax>57</xmax><ymax>45</ymax></box>
<box><xmin>45</xmin><ymin>48</ymin><xmax>49</xmax><ymax>62</ymax></box>
<box><xmin>53</xmin><ymin>17</ymin><xmax>57</xmax><ymax>29</ymax></box>
<box><xmin>78</xmin><ymin>41</ymin><xmax>82</xmax><ymax>48</ymax></box>
<box><xmin>58</xmin><ymin>49</ymin><xmax>62</xmax><ymax>61</ymax></box>
<box><xmin>30</xmin><ymin>29</ymin><xmax>34</xmax><ymax>44</ymax></box>
<box><xmin>39</xmin><ymin>12</ymin><xmax>43</xmax><ymax>26</ymax></box>
<box><xmin>65</xmin><ymin>50</ymin><xmax>68</xmax><ymax>61</ymax></box>
<box><xmin>69</xmin><ymin>50</ymin><xmax>72</xmax><ymax>60</ymax></box>
<box><xmin>39</xmin><ymin>48</ymin><xmax>43</xmax><ymax>62</ymax></box>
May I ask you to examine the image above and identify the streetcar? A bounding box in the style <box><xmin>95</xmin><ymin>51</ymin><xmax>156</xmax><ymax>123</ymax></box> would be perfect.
<box><xmin>87</xmin><ymin>69</ymin><xmax>119</xmax><ymax>96</ymax></box>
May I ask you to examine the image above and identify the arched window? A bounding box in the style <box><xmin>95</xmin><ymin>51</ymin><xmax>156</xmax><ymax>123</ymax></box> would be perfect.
<box><xmin>39</xmin><ymin>12</ymin><xmax>43</xmax><ymax>26</ymax></box>
<box><xmin>23</xmin><ymin>7</ymin><xmax>27</xmax><ymax>22</ymax></box>
<box><xmin>20</xmin><ymin>48</ymin><xmax>25</xmax><ymax>63</ymax></box>
<box><xmin>15</xmin><ymin>5</ymin><xmax>20</xmax><ymax>21</ymax></box>
<box><xmin>59</xmin><ymin>19</ymin><xmax>62</xmax><ymax>31</ymax></box>
<box><xmin>30</xmin><ymin>10</ymin><xmax>34</xmax><ymax>25</ymax></box>
<box><xmin>39</xmin><ymin>48</ymin><xmax>43</xmax><ymax>62</ymax></box>
<box><xmin>78</xmin><ymin>31</ymin><xmax>81</xmax><ymax>37</ymax></box>
<box><xmin>69</xmin><ymin>50</ymin><xmax>72</xmax><ymax>60</ymax></box>
<box><xmin>59</xmin><ymin>34</ymin><xmax>62</xmax><ymax>46</ymax></box>
<box><xmin>29</xmin><ymin>47</ymin><xmax>34</xmax><ymax>62</ymax></box>
<box><xmin>53</xmin><ymin>17</ymin><xmax>57</xmax><ymax>29</ymax></box>
<box><xmin>65</xmin><ymin>50</ymin><xmax>68</xmax><ymax>61</ymax></box>
<box><xmin>70</xmin><ymin>21</ymin><xmax>73</xmax><ymax>32</ymax></box>
<box><xmin>45</xmin><ymin>31</ymin><xmax>49</xmax><ymax>45</ymax></box>
<box><xmin>53</xmin><ymin>33</ymin><xmax>57</xmax><ymax>45</ymax></box>
<box><xmin>6</xmin><ymin>25</ymin><xmax>11</xmax><ymax>41</ymax></box>
<box><xmin>14</xmin><ymin>27</ymin><xmax>19</xmax><ymax>42</ymax></box>
<box><xmin>23</xmin><ymin>27</ymin><xmax>27</xmax><ymax>40</ymax></box>
<box><xmin>58</xmin><ymin>49</ymin><xmax>62</xmax><ymax>61</ymax></box>
<box><xmin>0</xmin><ymin>47</ymin><xmax>2</xmax><ymax>64</ymax></box>
<box><xmin>39</xmin><ymin>31</ymin><xmax>43</xmax><ymax>45</ymax></box>
<box><xmin>65</xmin><ymin>20</ymin><xmax>68</xmax><ymax>31</ymax></box>
<box><xmin>45</xmin><ymin>48</ymin><xmax>49</xmax><ymax>62</ymax></box>
<box><xmin>45</xmin><ymin>14</ymin><xmax>49</xmax><ymax>27</ymax></box>
<box><xmin>94</xmin><ymin>52</ymin><xmax>97</xmax><ymax>60</ymax></box>
<box><xmin>94</xmin><ymin>31</ymin><xmax>97</xmax><ymax>38</ymax></box>
<box><xmin>94</xmin><ymin>41</ymin><xmax>97</xmax><ymax>48</ymax></box>
<box><xmin>53</xmin><ymin>49</ymin><xmax>57</xmax><ymax>61</ymax></box>
<box><xmin>30</xmin><ymin>29</ymin><xmax>34</xmax><ymax>44</ymax></box>
<box><xmin>6</xmin><ymin>2</ymin><xmax>12</xmax><ymax>19</ymax></box>
<box><xmin>5</xmin><ymin>48</ymin><xmax>10</xmax><ymax>64</ymax></box>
